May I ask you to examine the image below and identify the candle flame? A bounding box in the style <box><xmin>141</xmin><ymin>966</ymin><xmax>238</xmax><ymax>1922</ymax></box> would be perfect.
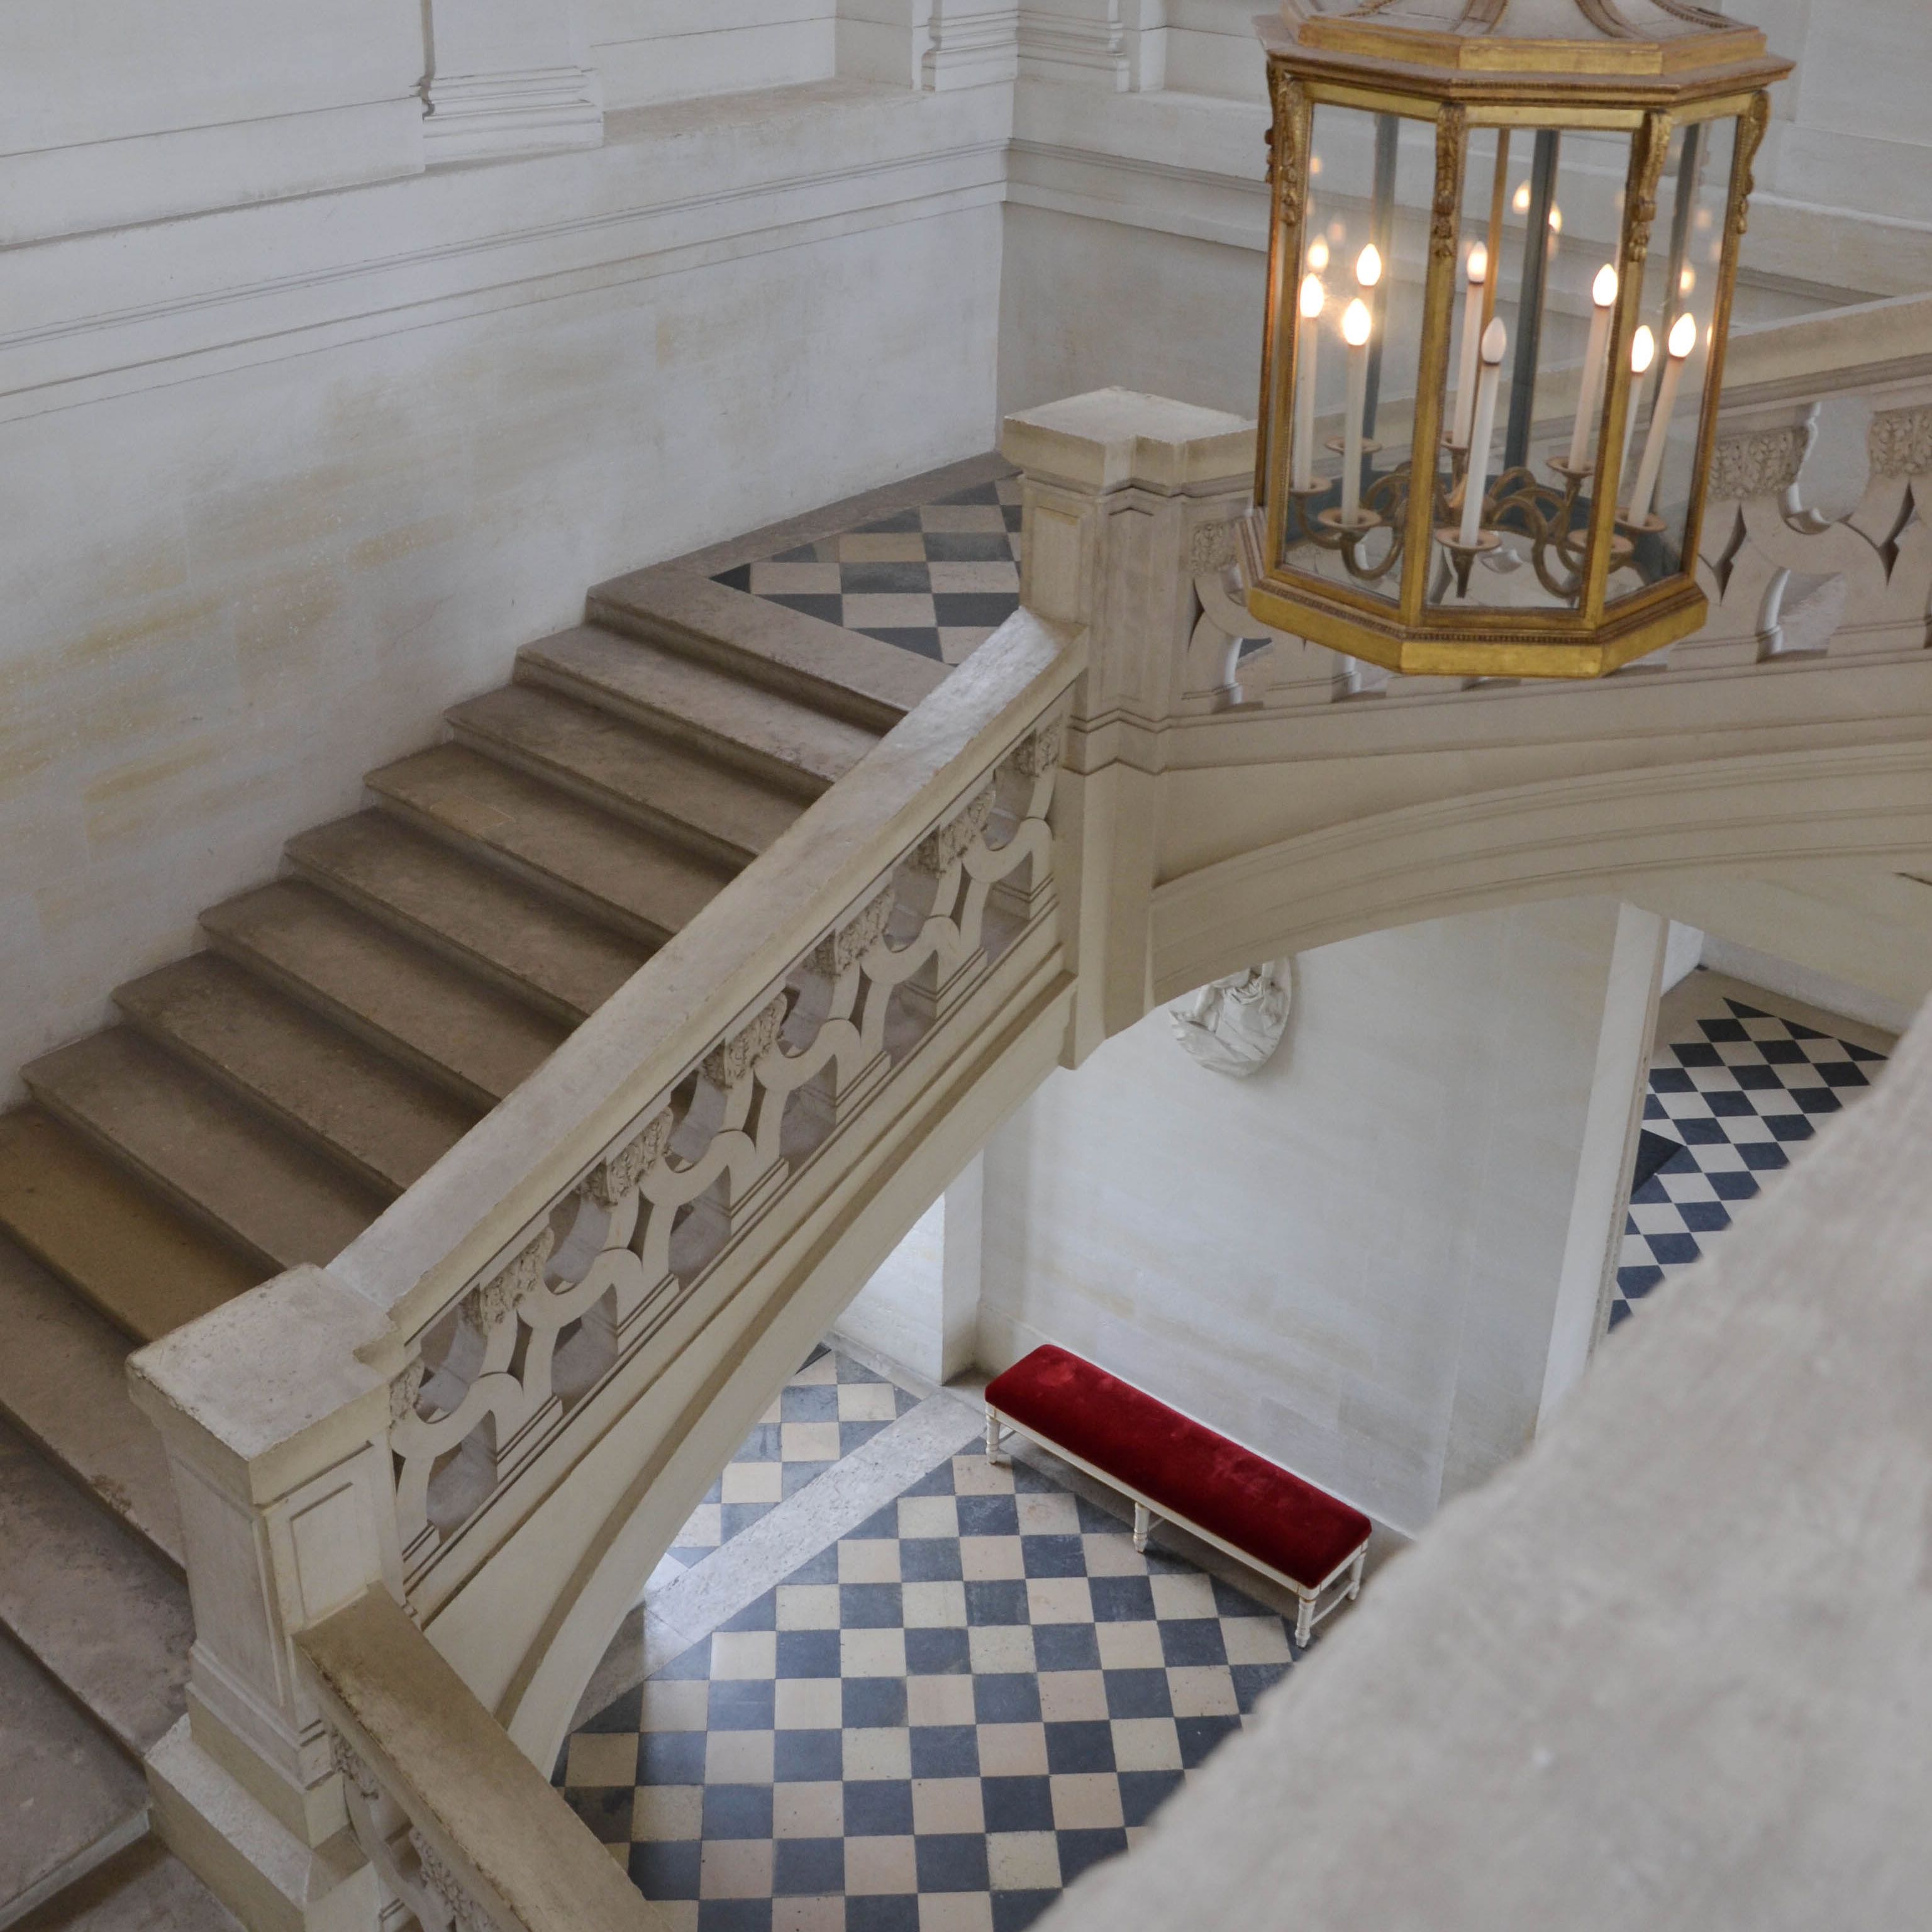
<box><xmin>1668</xmin><ymin>311</ymin><xmax>1698</xmax><ymax>358</ymax></box>
<box><xmin>1467</xmin><ymin>242</ymin><xmax>1488</xmax><ymax>284</ymax></box>
<box><xmin>1679</xmin><ymin>264</ymin><xmax>1696</xmax><ymax>294</ymax></box>
<box><xmin>1548</xmin><ymin>204</ymin><xmax>1563</xmax><ymax>233</ymax></box>
<box><xmin>1592</xmin><ymin>264</ymin><xmax>1619</xmax><ymax>308</ymax></box>
<box><xmin>1480</xmin><ymin>317</ymin><xmax>1507</xmax><ymax>365</ymax></box>
<box><xmin>1299</xmin><ymin>273</ymin><xmax>1326</xmax><ymax>319</ymax></box>
<box><xmin>1342</xmin><ymin>297</ymin><xmax>1372</xmax><ymax>348</ymax></box>
<box><xmin>1355</xmin><ymin>244</ymin><xmax>1383</xmax><ymax>290</ymax></box>
<box><xmin>1307</xmin><ymin>237</ymin><xmax>1330</xmax><ymax>272</ymax></box>
<box><xmin>1512</xmin><ymin>180</ymin><xmax>1531</xmax><ymax>214</ymax></box>
<box><xmin>1631</xmin><ymin>325</ymin><xmax>1657</xmax><ymax>375</ymax></box>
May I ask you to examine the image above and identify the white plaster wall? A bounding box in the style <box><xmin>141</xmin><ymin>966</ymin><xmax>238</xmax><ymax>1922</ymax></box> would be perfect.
<box><xmin>978</xmin><ymin>897</ymin><xmax>1636</xmax><ymax>1534</ymax></box>
<box><xmin>0</xmin><ymin>0</ymin><xmax>425</xmax><ymax>244</ymax></box>
<box><xmin>589</xmin><ymin>0</ymin><xmax>838</xmax><ymax>109</ymax></box>
<box><xmin>1000</xmin><ymin>203</ymin><xmax>1266</xmax><ymax>416</ymax></box>
<box><xmin>0</xmin><ymin>103</ymin><xmax>1004</xmax><ymax>1096</ymax></box>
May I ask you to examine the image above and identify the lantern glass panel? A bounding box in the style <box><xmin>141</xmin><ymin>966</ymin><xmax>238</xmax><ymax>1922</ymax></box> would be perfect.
<box><xmin>1425</xmin><ymin>123</ymin><xmax>1637</xmax><ymax>616</ymax></box>
<box><xmin>1280</xmin><ymin>102</ymin><xmax>1438</xmax><ymax>608</ymax></box>
<box><xmin>1609</xmin><ymin>112</ymin><xmax>1737</xmax><ymax>604</ymax></box>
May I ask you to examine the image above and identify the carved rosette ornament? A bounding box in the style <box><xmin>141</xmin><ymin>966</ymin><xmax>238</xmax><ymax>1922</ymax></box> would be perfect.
<box><xmin>701</xmin><ymin>994</ymin><xmax>789</xmax><ymax>1089</ymax></box>
<box><xmin>462</xmin><ymin>1226</ymin><xmax>553</xmax><ymax>1334</ymax></box>
<box><xmin>1709</xmin><ymin>423</ymin><xmax>1814</xmax><ymax>502</ymax></box>
<box><xmin>585</xmin><ymin>1108</ymin><xmax>677</xmax><ymax>1206</ymax></box>
<box><xmin>1870</xmin><ymin>404</ymin><xmax>1932</xmax><ymax>480</ymax></box>
<box><xmin>807</xmin><ymin>886</ymin><xmax>897</xmax><ymax>979</ymax></box>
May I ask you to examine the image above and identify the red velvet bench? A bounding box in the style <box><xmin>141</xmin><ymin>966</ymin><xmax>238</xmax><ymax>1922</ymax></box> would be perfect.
<box><xmin>983</xmin><ymin>1345</ymin><xmax>1370</xmax><ymax>1646</ymax></box>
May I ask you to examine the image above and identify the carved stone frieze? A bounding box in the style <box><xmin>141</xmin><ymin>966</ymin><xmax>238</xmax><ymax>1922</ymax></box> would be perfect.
<box><xmin>330</xmin><ymin>1729</ymin><xmax>382</xmax><ymax>1802</ymax></box>
<box><xmin>1187</xmin><ymin>521</ymin><xmax>1240</xmax><ymax>574</ymax></box>
<box><xmin>462</xmin><ymin>1226</ymin><xmax>554</xmax><ymax>1334</ymax></box>
<box><xmin>1870</xmin><ymin>404</ymin><xmax>1932</xmax><ymax>480</ymax></box>
<box><xmin>410</xmin><ymin>1831</ymin><xmax>491</xmax><ymax>1932</ymax></box>
<box><xmin>806</xmin><ymin>886</ymin><xmax>897</xmax><ymax>979</ymax></box>
<box><xmin>1709</xmin><ymin>423</ymin><xmax>1813</xmax><ymax>501</ymax></box>
<box><xmin>908</xmin><ymin>781</ymin><xmax>996</xmax><ymax>875</ymax></box>
<box><xmin>389</xmin><ymin>1358</ymin><xmax>426</xmax><ymax>1428</ymax></box>
<box><xmin>584</xmin><ymin>1108</ymin><xmax>677</xmax><ymax>1206</ymax></box>
<box><xmin>701</xmin><ymin>994</ymin><xmax>789</xmax><ymax>1089</ymax></box>
<box><xmin>1009</xmin><ymin>718</ymin><xmax>1066</xmax><ymax>779</ymax></box>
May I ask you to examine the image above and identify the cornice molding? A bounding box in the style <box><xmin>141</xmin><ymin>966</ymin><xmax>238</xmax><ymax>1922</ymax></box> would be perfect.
<box><xmin>0</xmin><ymin>87</ymin><xmax>1008</xmax><ymax>425</ymax></box>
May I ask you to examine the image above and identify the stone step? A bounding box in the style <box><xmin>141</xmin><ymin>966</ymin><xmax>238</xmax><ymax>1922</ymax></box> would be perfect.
<box><xmin>0</xmin><ymin>1241</ymin><xmax>182</xmax><ymax>1571</ymax></box>
<box><xmin>447</xmin><ymin>683</ymin><xmax>803</xmax><ymax>872</ymax></box>
<box><xmin>0</xmin><ymin>1113</ymin><xmax>256</xmax><ymax>1345</ymax></box>
<box><xmin>201</xmin><ymin>881</ymin><xmax>567</xmax><ymax>1111</ymax></box>
<box><xmin>285</xmin><ymin>814</ymin><xmax>647</xmax><ymax>1027</ymax></box>
<box><xmin>365</xmin><ymin>742</ymin><xmax>735</xmax><ymax>948</ymax></box>
<box><xmin>114</xmin><ymin>955</ymin><xmax>479</xmax><ymax>1198</ymax></box>
<box><xmin>9</xmin><ymin>1834</ymin><xmax>240</xmax><ymax>1932</ymax></box>
<box><xmin>0</xmin><ymin>1421</ymin><xmax>189</xmax><ymax>1760</ymax></box>
<box><xmin>587</xmin><ymin>569</ymin><xmax>945</xmax><ymax>734</ymax></box>
<box><xmin>0</xmin><ymin>1629</ymin><xmax>147</xmax><ymax>1930</ymax></box>
<box><xmin>517</xmin><ymin>625</ymin><xmax>877</xmax><ymax>795</ymax></box>
<box><xmin>21</xmin><ymin>1032</ymin><xmax>382</xmax><ymax>1279</ymax></box>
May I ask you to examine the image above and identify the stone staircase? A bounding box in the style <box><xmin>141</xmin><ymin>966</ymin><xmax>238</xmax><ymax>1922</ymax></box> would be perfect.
<box><xmin>0</xmin><ymin>564</ymin><xmax>943</xmax><ymax>1928</ymax></box>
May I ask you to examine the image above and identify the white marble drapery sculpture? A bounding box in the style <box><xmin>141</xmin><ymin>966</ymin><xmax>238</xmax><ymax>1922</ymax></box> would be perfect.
<box><xmin>1168</xmin><ymin>960</ymin><xmax>1292</xmax><ymax>1078</ymax></box>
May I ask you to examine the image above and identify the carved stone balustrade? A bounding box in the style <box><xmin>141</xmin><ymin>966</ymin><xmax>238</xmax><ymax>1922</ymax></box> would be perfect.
<box><xmin>387</xmin><ymin>704</ymin><xmax>1070</xmax><ymax>1580</ymax></box>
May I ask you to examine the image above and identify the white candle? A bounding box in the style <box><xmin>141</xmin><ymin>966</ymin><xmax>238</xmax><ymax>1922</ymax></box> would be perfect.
<box><xmin>1616</xmin><ymin>325</ymin><xmax>1657</xmax><ymax>516</ymax></box>
<box><xmin>1458</xmin><ymin>317</ymin><xmax>1508</xmax><ymax>550</ymax></box>
<box><xmin>1567</xmin><ymin>264</ymin><xmax>1619</xmax><ymax>472</ymax></box>
<box><xmin>1292</xmin><ymin>273</ymin><xmax>1325</xmax><ymax>491</ymax></box>
<box><xmin>1451</xmin><ymin>243</ymin><xmax>1488</xmax><ymax>448</ymax></box>
<box><xmin>1340</xmin><ymin>296</ymin><xmax>1372</xmax><ymax>525</ymax></box>
<box><xmin>1628</xmin><ymin>311</ymin><xmax>1697</xmax><ymax>523</ymax></box>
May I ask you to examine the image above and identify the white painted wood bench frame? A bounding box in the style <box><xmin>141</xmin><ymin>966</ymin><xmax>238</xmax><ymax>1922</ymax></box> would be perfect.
<box><xmin>984</xmin><ymin>1404</ymin><xmax>1367</xmax><ymax>1646</ymax></box>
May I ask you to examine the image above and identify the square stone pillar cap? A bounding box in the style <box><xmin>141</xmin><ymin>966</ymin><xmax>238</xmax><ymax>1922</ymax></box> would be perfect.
<box><xmin>128</xmin><ymin>1265</ymin><xmax>402</xmax><ymax>1501</ymax></box>
<box><xmin>1002</xmin><ymin>389</ymin><xmax>1256</xmax><ymax>494</ymax></box>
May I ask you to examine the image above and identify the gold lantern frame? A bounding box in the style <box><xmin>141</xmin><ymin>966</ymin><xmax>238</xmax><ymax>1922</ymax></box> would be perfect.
<box><xmin>1243</xmin><ymin>2</ymin><xmax>1792</xmax><ymax>679</ymax></box>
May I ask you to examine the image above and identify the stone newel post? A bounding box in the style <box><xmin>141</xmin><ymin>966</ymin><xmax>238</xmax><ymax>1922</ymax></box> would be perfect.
<box><xmin>128</xmin><ymin>1265</ymin><xmax>411</xmax><ymax>1932</ymax></box>
<box><xmin>999</xmin><ymin>387</ymin><xmax>1257</xmax><ymax>1060</ymax></box>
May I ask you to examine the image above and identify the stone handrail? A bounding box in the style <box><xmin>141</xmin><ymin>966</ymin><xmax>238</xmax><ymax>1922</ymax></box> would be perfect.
<box><xmin>378</xmin><ymin>619</ymin><xmax>1075</xmax><ymax>1592</ymax></box>
<box><xmin>303</xmin><ymin>1591</ymin><xmax>662</xmax><ymax>1932</ymax></box>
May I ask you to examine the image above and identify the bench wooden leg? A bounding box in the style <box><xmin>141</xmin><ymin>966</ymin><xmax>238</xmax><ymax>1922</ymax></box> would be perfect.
<box><xmin>1133</xmin><ymin>1502</ymin><xmax>1153</xmax><ymax>1553</ymax></box>
<box><xmin>1347</xmin><ymin>1546</ymin><xmax>1366</xmax><ymax>1601</ymax></box>
<box><xmin>984</xmin><ymin>1408</ymin><xmax>1009</xmax><ymax>1466</ymax></box>
<box><xmin>1295</xmin><ymin>1592</ymin><xmax>1315</xmax><ymax>1648</ymax></box>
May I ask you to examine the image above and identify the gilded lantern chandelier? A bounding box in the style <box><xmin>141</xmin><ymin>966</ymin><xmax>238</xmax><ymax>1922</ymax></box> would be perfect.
<box><xmin>1240</xmin><ymin>0</ymin><xmax>1792</xmax><ymax>678</ymax></box>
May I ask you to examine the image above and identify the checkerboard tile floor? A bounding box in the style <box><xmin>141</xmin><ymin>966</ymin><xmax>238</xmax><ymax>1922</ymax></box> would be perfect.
<box><xmin>559</xmin><ymin>1445</ymin><xmax>1297</xmax><ymax>1930</ymax></box>
<box><xmin>713</xmin><ymin>477</ymin><xmax>1023</xmax><ymax>669</ymax></box>
<box><xmin>665</xmin><ymin>1347</ymin><xmax>923</xmax><ymax>1571</ymax></box>
<box><xmin>1609</xmin><ymin>991</ymin><xmax>1888</xmax><ymax>1329</ymax></box>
